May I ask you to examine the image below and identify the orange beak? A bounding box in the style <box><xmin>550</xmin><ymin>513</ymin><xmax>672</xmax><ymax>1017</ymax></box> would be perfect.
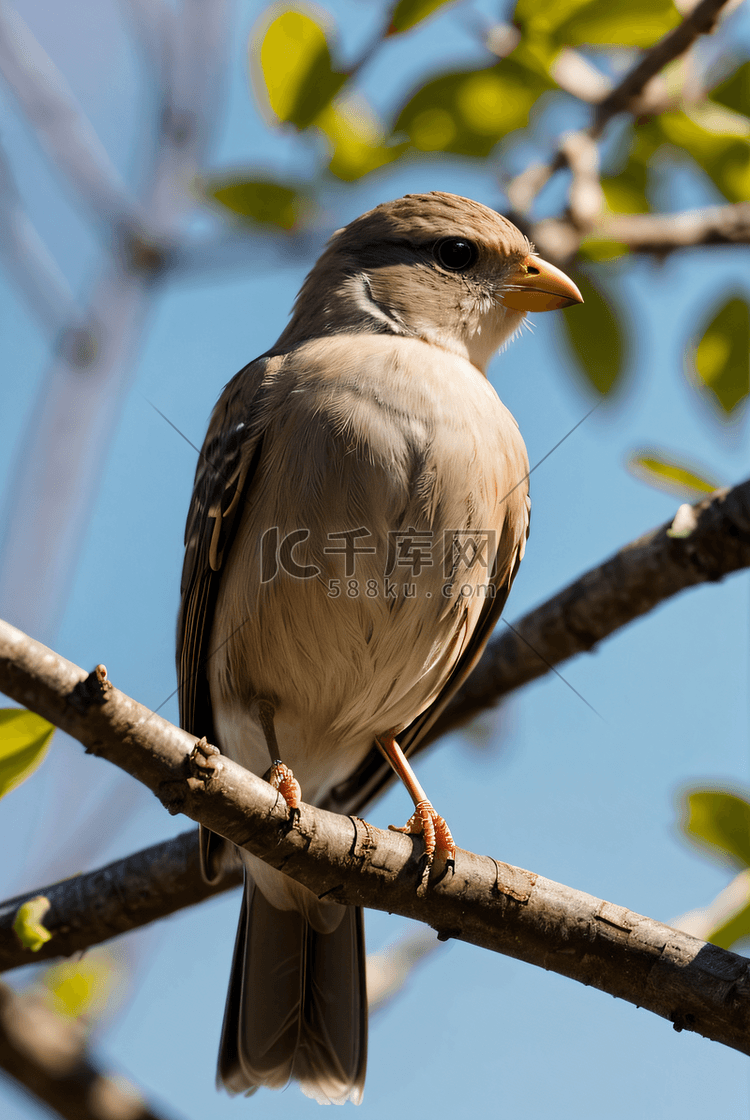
<box><xmin>499</xmin><ymin>254</ymin><xmax>583</xmax><ymax>313</ymax></box>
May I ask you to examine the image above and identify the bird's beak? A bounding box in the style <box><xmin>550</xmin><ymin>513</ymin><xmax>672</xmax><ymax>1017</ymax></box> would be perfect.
<box><xmin>499</xmin><ymin>254</ymin><xmax>584</xmax><ymax>312</ymax></box>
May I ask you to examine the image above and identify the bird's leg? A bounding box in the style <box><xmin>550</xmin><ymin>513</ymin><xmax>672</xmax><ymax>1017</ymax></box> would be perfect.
<box><xmin>258</xmin><ymin>700</ymin><xmax>301</xmax><ymax>814</ymax></box>
<box><xmin>376</xmin><ymin>731</ymin><xmax>456</xmax><ymax>890</ymax></box>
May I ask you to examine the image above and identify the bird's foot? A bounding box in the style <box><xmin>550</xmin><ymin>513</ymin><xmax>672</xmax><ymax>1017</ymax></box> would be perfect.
<box><xmin>189</xmin><ymin>737</ymin><xmax>222</xmax><ymax>784</ymax></box>
<box><xmin>266</xmin><ymin>760</ymin><xmax>301</xmax><ymax>823</ymax></box>
<box><xmin>389</xmin><ymin>799</ymin><xmax>456</xmax><ymax>896</ymax></box>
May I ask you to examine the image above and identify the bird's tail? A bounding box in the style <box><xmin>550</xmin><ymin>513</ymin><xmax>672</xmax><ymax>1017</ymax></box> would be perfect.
<box><xmin>217</xmin><ymin>876</ymin><xmax>367</xmax><ymax>1104</ymax></box>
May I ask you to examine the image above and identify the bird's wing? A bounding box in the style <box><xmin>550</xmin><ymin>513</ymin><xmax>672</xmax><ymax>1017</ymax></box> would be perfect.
<box><xmin>177</xmin><ymin>357</ymin><xmax>269</xmax><ymax>880</ymax></box>
<box><xmin>323</xmin><ymin>491</ymin><xmax>530</xmax><ymax>818</ymax></box>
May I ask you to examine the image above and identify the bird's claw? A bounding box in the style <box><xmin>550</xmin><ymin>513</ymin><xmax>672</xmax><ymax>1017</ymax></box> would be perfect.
<box><xmin>266</xmin><ymin>760</ymin><xmax>302</xmax><ymax>822</ymax></box>
<box><xmin>189</xmin><ymin>737</ymin><xmax>222</xmax><ymax>783</ymax></box>
<box><xmin>389</xmin><ymin>799</ymin><xmax>456</xmax><ymax>895</ymax></box>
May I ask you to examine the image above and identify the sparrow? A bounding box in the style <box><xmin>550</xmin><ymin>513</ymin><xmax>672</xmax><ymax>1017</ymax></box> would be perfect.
<box><xmin>176</xmin><ymin>191</ymin><xmax>582</xmax><ymax>1104</ymax></box>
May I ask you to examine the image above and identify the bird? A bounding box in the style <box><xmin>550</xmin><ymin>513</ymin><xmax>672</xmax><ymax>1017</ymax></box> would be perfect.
<box><xmin>176</xmin><ymin>191</ymin><xmax>582</xmax><ymax>1105</ymax></box>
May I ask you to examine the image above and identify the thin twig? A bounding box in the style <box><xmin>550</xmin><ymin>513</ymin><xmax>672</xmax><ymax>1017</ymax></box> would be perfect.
<box><xmin>591</xmin><ymin>0</ymin><xmax>734</xmax><ymax>134</ymax></box>
<box><xmin>673</xmin><ymin>868</ymin><xmax>750</xmax><ymax>943</ymax></box>
<box><xmin>0</xmin><ymin>263</ymin><xmax>152</xmax><ymax>641</ymax></box>
<box><xmin>506</xmin><ymin>0</ymin><xmax>736</xmax><ymax>216</ymax></box>
<box><xmin>120</xmin><ymin>0</ymin><xmax>177</xmax><ymax>81</ymax></box>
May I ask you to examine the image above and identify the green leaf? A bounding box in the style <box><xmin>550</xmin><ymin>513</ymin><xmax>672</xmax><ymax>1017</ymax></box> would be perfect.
<box><xmin>43</xmin><ymin>952</ymin><xmax>123</xmax><ymax>1021</ymax></box>
<box><xmin>577</xmin><ymin>237</ymin><xmax>629</xmax><ymax>262</ymax></box>
<box><xmin>389</xmin><ymin>0</ymin><xmax>456</xmax><ymax>34</ymax></box>
<box><xmin>317</xmin><ymin>100</ymin><xmax>408</xmax><ymax>181</ymax></box>
<box><xmin>655</xmin><ymin>109</ymin><xmax>750</xmax><ymax>203</ymax></box>
<box><xmin>204</xmin><ymin>177</ymin><xmax>309</xmax><ymax>230</ymax></box>
<box><xmin>601</xmin><ymin>153</ymin><xmax>649</xmax><ymax>215</ymax></box>
<box><xmin>627</xmin><ymin>452</ymin><xmax>719</xmax><ymax>500</ymax></box>
<box><xmin>394</xmin><ymin>61</ymin><xmax>551</xmax><ymax>158</ymax></box>
<box><xmin>0</xmin><ymin>709</ymin><xmax>54</xmax><ymax>799</ymax></box>
<box><xmin>710</xmin><ymin>61</ymin><xmax>750</xmax><ymax>117</ymax></box>
<box><xmin>13</xmin><ymin>897</ymin><xmax>52</xmax><ymax>952</ymax></box>
<box><xmin>514</xmin><ymin>0</ymin><xmax>593</xmax><ymax>38</ymax></box>
<box><xmin>556</xmin><ymin>0</ymin><xmax>680</xmax><ymax>47</ymax></box>
<box><xmin>559</xmin><ymin>271</ymin><xmax>624</xmax><ymax>394</ymax></box>
<box><xmin>515</xmin><ymin>0</ymin><xmax>679</xmax><ymax>46</ymax></box>
<box><xmin>630</xmin><ymin>118</ymin><xmax>663</xmax><ymax>163</ymax></box>
<box><xmin>681</xmin><ymin>789</ymin><xmax>750</xmax><ymax>867</ymax></box>
<box><xmin>511</xmin><ymin>35</ymin><xmax>560</xmax><ymax>80</ymax></box>
<box><xmin>693</xmin><ymin>296</ymin><xmax>750</xmax><ymax>415</ymax></box>
<box><xmin>256</xmin><ymin>7</ymin><xmax>346</xmax><ymax>129</ymax></box>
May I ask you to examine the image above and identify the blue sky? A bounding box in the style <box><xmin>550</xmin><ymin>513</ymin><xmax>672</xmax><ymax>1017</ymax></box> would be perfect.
<box><xmin>1</xmin><ymin>1</ymin><xmax>749</xmax><ymax>1117</ymax></box>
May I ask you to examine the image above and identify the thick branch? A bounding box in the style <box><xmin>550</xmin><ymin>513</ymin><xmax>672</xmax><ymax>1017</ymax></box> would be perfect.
<box><xmin>0</xmin><ymin>831</ymin><xmax>241</xmax><ymax>972</ymax></box>
<box><xmin>0</xmin><ymin>483</ymin><xmax>746</xmax><ymax>958</ymax></box>
<box><xmin>0</xmin><ymin>978</ymin><xmax>178</xmax><ymax>1120</ymax></box>
<box><xmin>428</xmin><ymin>480</ymin><xmax>750</xmax><ymax>743</ymax></box>
<box><xmin>330</xmin><ymin>479</ymin><xmax>750</xmax><ymax>815</ymax></box>
<box><xmin>1</xmin><ymin>621</ymin><xmax>750</xmax><ymax>1057</ymax></box>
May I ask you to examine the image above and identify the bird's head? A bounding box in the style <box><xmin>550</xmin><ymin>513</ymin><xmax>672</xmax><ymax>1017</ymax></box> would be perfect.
<box><xmin>280</xmin><ymin>191</ymin><xmax>583</xmax><ymax>372</ymax></box>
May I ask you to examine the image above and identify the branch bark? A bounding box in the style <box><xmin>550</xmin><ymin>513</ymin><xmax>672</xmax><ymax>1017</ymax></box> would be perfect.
<box><xmin>0</xmin><ymin>977</ymin><xmax>180</xmax><ymax>1120</ymax></box>
<box><xmin>1</xmin><ymin>620</ymin><xmax>750</xmax><ymax>1057</ymax></box>
<box><xmin>0</xmin><ymin>483</ymin><xmax>747</xmax><ymax>962</ymax></box>
<box><xmin>0</xmin><ymin>831</ymin><xmax>241</xmax><ymax>972</ymax></box>
<box><xmin>587</xmin><ymin>202</ymin><xmax>750</xmax><ymax>255</ymax></box>
<box><xmin>326</xmin><ymin>478</ymin><xmax>750</xmax><ymax>818</ymax></box>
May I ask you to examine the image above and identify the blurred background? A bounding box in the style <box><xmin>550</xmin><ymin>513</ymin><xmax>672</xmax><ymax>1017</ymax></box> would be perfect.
<box><xmin>1</xmin><ymin>0</ymin><xmax>749</xmax><ymax>1116</ymax></box>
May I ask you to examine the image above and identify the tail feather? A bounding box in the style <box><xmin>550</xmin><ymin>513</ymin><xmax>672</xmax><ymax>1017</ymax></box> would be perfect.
<box><xmin>218</xmin><ymin>877</ymin><xmax>367</xmax><ymax>1104</ymax></box>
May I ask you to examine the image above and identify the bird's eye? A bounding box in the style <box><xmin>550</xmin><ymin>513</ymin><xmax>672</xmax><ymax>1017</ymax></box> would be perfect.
<box><xmin>433</xmin><ymin>238</ymin><xmax>478</xmax><ymax>272</ymax></box>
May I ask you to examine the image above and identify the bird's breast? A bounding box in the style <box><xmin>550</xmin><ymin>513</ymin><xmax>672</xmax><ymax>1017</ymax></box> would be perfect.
<box><xmin>208</xmin><ymin>334</ymin><xmax>529</xmax><ymax>797</ymax></box>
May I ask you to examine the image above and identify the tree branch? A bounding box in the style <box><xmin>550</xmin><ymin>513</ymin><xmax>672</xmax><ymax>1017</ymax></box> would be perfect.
<box><xmin>122</xmin><ymin>0</ymin><xmax>177</xmax><ymax>82</ymax></box>
<box><xmin>326</xmin><ymin>479</ymin><xmax>750</xmax><ymax>816</ymax></box>
<box><xmin>1</xmin><ymin>621</ymin><xmax>750</xmax><ymax>1057</ymax></box>
<box><xmin>591</xmin><ymin>0</ymin><xmax>732</xmax><ymax>133</ymax></box>
<box><xmin>0</xmin><ymin>483</ymin><xmax>746</xmax><ymax>963</ymax></box>
<box><xmin>586</xmin><ymin>202</ymin><xmax>750</xmax><ymax>255</ymax></box>
<box><xmin>0</xmin><ymin>977</ymin><xmax>180</xmax><ymax>1120</ymax></box>
<box><xmin>506</xmin><ymin>0</ymin><xmax>735</xmax><ymax>244</ymax></box>
<box><xmin>0</xmin><ymin>830</ymin><xmax>241</xmax><ymax>972</ymax></box>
